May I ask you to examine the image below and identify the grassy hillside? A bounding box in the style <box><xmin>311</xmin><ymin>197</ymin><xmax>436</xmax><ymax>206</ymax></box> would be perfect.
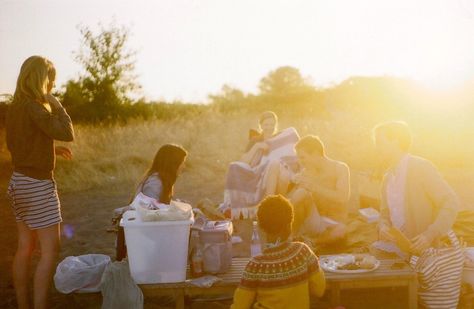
<box><xmin>1</xmin><ymin>76</ymin><xmax>473</xmax><ymax>208</ymax></box>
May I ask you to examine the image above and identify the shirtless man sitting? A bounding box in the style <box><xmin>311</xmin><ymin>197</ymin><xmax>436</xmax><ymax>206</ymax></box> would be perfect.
<box><xmin>288</xmin><ymin>135</ymin><xmax>350</xmax><ymax>245</ymax></box>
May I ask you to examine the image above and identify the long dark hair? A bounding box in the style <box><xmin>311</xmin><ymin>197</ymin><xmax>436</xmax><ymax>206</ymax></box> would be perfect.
<box><xmin>137</xmin><ymin>144</ymin><xmax>187</xmax><ymax>204</ymax></box>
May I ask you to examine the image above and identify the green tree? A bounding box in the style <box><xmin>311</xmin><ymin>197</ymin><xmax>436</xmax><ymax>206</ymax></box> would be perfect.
<box><xmin>209</xmin><ymin>84</ymin><xmax>245</xmax><ymax>104</ymax></box>
<box><xmin>62</xmin><ymin>22</ymin><xmax>141</xmax><ymax>122</ymax></box>
<box><xmin>0</xmin><ymin>94</ymin><xmax>13</xmax><ymax>128</ymax></box>
<box><xmin>258</xmin><ymin>66</ymin><xmax>312</xmax><ymax>96</ymax></box>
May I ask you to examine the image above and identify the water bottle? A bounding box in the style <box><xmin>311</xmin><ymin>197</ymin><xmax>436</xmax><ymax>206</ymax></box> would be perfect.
<box><xmin>251</xmin><ymin>221</ymin><xmax>261</xmax><ymax>257</ymax></box>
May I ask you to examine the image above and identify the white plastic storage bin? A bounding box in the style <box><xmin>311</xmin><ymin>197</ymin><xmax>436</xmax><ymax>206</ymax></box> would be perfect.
<box><xmin>120</xmin><ymin>210</ymin><xmax>193</xmax><ymax>284</ymax></box>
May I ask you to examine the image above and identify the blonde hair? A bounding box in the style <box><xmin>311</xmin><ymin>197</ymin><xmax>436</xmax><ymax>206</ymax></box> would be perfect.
<box><xmin>13</xmin><ymin>56</ymin><xmax>56</xmax><ymax>104</ymax></box>
<box><xmin>259</xmin><ymin>111</ymin><xmax>278</xmax><ymax>125</ymax></box>
<box><xmin>258</xmin><ymin>111</ymin><xmax>278</xmax><ymax>136</ymax></box>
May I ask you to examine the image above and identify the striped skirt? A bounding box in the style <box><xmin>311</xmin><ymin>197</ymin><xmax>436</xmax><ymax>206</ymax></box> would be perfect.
<box><xmin>409</xmin><ymin>231</ymin><xmax>464</xmax><ymax>309</ymax></box>
<box><xmin>7</xmin><ymin>172</ymin><xmax>62</xmax><ymax>230</ymax></box>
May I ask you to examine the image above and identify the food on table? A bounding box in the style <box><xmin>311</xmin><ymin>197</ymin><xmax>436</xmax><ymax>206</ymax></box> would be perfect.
<box><xmin>324</xmin><ymin>254</ymin><xmax>379</xmax><ymax>271</ymax></box>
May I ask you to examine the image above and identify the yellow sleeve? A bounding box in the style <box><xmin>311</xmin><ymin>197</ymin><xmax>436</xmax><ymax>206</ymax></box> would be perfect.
<box><xmin>230</xmin><ymin>287</ymin><xmax>256</xmax><ymax>309</ymax></box>
<box><xmin>309</xmin><ymin>269</ymin><xmax>326</xmax><ymax>298</ymax></box>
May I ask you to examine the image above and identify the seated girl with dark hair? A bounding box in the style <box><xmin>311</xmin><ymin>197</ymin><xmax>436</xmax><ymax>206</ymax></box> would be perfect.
<box><xmin>231</xmin><ymin>195</ymin><xmax>326</xmax><ymax>309</ymax></box>
<box><xmin>134</xmin><ymin>143</ymin><xmax>187</xmax><ymax>203</ymax></box>
<box><xmin>116</xmin><ymin>144</ymin><xmax>187</xmax><ymax>260</ymax></box>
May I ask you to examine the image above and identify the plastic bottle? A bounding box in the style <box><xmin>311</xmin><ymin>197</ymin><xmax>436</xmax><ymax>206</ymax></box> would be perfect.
<box><xmin>250</xmin><ymin>221</ymin><xmax>261</xmax><ymax>257</ymax></box>
<box><xmin>191</xmin><ymin>233</ymin><xmax>204</xmax><ymax>277</ymax></box>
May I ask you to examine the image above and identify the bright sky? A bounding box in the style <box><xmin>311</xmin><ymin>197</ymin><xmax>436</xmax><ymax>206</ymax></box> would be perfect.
<box><xmin>1</xmin><ymin>0</ymin><xmax>474</xmax><ymax>102</ymax></box>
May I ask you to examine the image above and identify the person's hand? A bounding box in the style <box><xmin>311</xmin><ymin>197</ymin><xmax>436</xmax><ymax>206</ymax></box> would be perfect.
<box><xmin>55</xmin><ymin>146</ymin><xmax>73</xmax><ymax>160</ymax></box>
<box><xmin>45</xmin><ymin>93</ymin><xmax>63</xmax><ymax>109</ymax></box>
<box><xmin>292</xmin><ymin>172</ymin><xmax>303</xmax><ymax>184</ymax></box>
<box><xmin>410</xmin><ymin>234</ymin><xmax>431</xmax><ymax>255</ymax></box>
<box><xmin>255</xmin><ymin>142</ymin><xmax>269</xmax><ymax>152</ymax></box>
<box><xmin>298</xmin><ymin>175</ymin><xmax>316</xmax><ymax>192</ymax></box>
<box><xmin>379</xmin><ymin>224</ymin><xmax>396</xmax><ymax>242</ymax></box>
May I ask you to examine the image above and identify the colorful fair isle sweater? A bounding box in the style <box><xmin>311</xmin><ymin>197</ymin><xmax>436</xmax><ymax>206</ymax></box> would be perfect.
<box><xmin>231</xmin><ymin>241</ymin><xmax>326</xmax><ymax>309</ymax></box>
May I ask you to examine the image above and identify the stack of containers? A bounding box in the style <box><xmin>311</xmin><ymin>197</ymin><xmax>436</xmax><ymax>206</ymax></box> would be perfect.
<box><xmin>193</xmin><ymin>220</ymin><xmax>233</xmax><ymax>274</ymax></box>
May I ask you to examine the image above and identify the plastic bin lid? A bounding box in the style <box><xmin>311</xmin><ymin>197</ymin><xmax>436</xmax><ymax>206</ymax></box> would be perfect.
<box><xmin>120</xmin><ymin>210</ymin><xmax>194</xmax><ymax>227</ymax></box>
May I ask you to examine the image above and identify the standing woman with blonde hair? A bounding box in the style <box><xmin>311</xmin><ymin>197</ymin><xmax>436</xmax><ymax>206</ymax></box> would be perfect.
<box><xmin>6</xmin><ymin>56</ymin><xmax>74</xmax><ymax>309</ymax></box>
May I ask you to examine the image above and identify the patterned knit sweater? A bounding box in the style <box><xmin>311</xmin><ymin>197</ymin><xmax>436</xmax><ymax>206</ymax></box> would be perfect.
<box><xmin>231</xmin><ymin>241</ymin><xmax>326</xmax><ymax>309</ymax></box>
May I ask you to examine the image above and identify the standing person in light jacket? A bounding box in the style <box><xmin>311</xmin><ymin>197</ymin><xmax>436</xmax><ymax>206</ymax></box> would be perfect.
<box><xmin>6</xmin><ymin>55</ymin><xmax>74</xmax><ymax>309</ymax></box>
<box><xmin>373</xmin><ymin>121</ymin><xmax>463</xmax><ymax>309</ymax></box>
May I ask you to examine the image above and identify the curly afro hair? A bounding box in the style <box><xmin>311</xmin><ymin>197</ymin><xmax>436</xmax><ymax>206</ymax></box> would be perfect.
<box><xmin>257</xmin><ymin>195</ymin><xmax>294</xmax><ymax>236</ymax></box>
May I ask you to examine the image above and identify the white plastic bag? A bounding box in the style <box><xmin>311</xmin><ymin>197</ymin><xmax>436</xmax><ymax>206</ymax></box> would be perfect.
<box><xmin>54</xmin><ymin>254</ymin><xmax>111</xmax><ymax>293</ymax></box>
<box><xmin>136</xmin><ymin>199</ymin><xmax>193</xmax><ymax>222</ymax></box>
<box><xmin>129</xmin><ymin>192</ymin><xmax>162</xmax><ymax>210</ymax></box>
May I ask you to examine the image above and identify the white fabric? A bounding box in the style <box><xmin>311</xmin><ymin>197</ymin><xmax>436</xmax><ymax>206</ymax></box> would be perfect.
<box><xmin>139</xmin><ymin>173</ymin><xmax>162</xmax><ymax>200</ymax></box>
<box><xmin>225</xmin><ymin>127</ymin><xmax>300</xmax><ymax>219</ymax></box>
<box><xmin>131</xmin><ymin>195</ymin><xmax>193</xmax><ymax>222</ymax></box>
<box><xmin>259</xmin><ymin>128</ymin><xmax>299</xmax><ymax>165</ymax></box>
<box><xmin>300</xmin><ymin>206</ymin><xmax>339</xmax><ymax>236</ymax></box>
<box><xmin>386</xmin><ymin>154</ymin><xmax>410</xmax><ymax>230</ymax></box>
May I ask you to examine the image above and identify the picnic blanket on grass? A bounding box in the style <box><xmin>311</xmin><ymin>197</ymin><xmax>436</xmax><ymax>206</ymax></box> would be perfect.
<box><xmin>224</xmin><ymin>127</ymin><xmax>299</xmax><ymax>219</ymax></box>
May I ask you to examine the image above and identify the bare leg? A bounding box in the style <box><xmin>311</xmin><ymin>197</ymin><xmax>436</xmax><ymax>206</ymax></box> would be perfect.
<box><xmin>34</xmin><ymin>224</ymin><xmax>60</xmax><ymax>309</ymax></box>
<box><xmin>314</xmin><ymin>223</ymin><xmax>347</xmax><ymax>245</ymax></box>
<box><xmin>262</xmin><ymin>160</ymin><xmax>282</xmax><ymax>196</ymax></box>
<box><xmin>276</xmin><ymin>165</ymin><xmax>291</xmax><ymax>195</ymax></box>
<box><xmin>289</xmin><ymin>188</ymin><xmax>313</xmax><ymax>234</ymax></box>
<box><xmin>13</xmin><ymin>222</ymin><xmax>36</xmax><ymax>309</ymax></box>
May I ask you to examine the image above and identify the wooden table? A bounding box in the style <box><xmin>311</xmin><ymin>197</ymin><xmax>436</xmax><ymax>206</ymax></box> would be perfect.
<box><xmin>323</xmin><ymin>258</ymin><xmax>417</xmax><ymax>309</ymax></box>
<box><xmin>140</xmin><ymin>258</ymin><xmax>247</xmax><ymax>308</ymax></box>
<box><xmin>140</xmin><ymin>257</ymin><xmax>418</xmax><ymax>309</ymax></box>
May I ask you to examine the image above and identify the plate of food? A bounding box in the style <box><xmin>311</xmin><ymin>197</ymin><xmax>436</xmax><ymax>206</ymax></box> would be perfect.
<box><xmin>320</xmin><ymin>254</ymin><xmax>380</xmax><ymax>273</ymax></box>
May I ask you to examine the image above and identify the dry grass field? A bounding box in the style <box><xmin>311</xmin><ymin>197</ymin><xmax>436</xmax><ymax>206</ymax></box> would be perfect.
<box><xmin>1</xmin><ymin>105</ymin><xmax>473</xmax><ymax>308</ymax></box>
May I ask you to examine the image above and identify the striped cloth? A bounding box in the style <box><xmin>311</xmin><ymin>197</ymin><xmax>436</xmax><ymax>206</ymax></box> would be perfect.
<box><xmin>7</xmin><ymin>172</ymin><xmax>62</xmax><ymax>229</ymax></box>
<box><xmin>224</xmin><ymin>127</ymin><xmax>300</xmax><ymax>219</ymax></box>
<box><xmin>409</xmin><ymin>231</ymin><xmax>464</xmax><ymax>309</ymax></box>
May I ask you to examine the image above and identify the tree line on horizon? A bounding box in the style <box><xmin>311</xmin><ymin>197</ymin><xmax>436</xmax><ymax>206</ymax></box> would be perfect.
<box><xmin>1</xmin><ymin>22</ymin><xmax>473</xmax><ymax>127</ymax></box>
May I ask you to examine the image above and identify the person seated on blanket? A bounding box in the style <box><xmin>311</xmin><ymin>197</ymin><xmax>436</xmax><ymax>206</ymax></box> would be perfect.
<box><xmin>239</xmin><ymin>110</ymin><xmax>295</xmax><ymax>197</ymax></box>
<box><xmin>115</xmin><ymin>144</ymin><xmax>187</xmax><ymax>260</ymax></box>
<box><xmin>223</xmin><ymin>111</ymin><xmax>299</xmax><ymax>256</ymax></box>
<box><xmin>231</xmin><ymin>195</ymin><xmax>326</xmax><ymax>309</ymax></box>
<box><xmin>371</xmin><ymin>121</ymin><xmax>463</xmax><ymax>309</ymax></box>
<box><xmin>288</xmin><ymin>135</ymin><xmax>350</xmax><ymax>246</ymax></box>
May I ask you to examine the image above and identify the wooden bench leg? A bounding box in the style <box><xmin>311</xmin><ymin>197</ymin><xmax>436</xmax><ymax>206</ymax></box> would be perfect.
<box><xmin>175</xmin><ymin>289</ymin><xmax>185</xmax><ymax>309</ymax></box>
<box><xmin>330</xmin><ymin>283</ymin><xmax>341</xmax><ymax>306</ymax></box>
<box><xmin>408</xmin><ymin>279</ymin><xmax>418</xmax><ymax>309</ymax></box>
